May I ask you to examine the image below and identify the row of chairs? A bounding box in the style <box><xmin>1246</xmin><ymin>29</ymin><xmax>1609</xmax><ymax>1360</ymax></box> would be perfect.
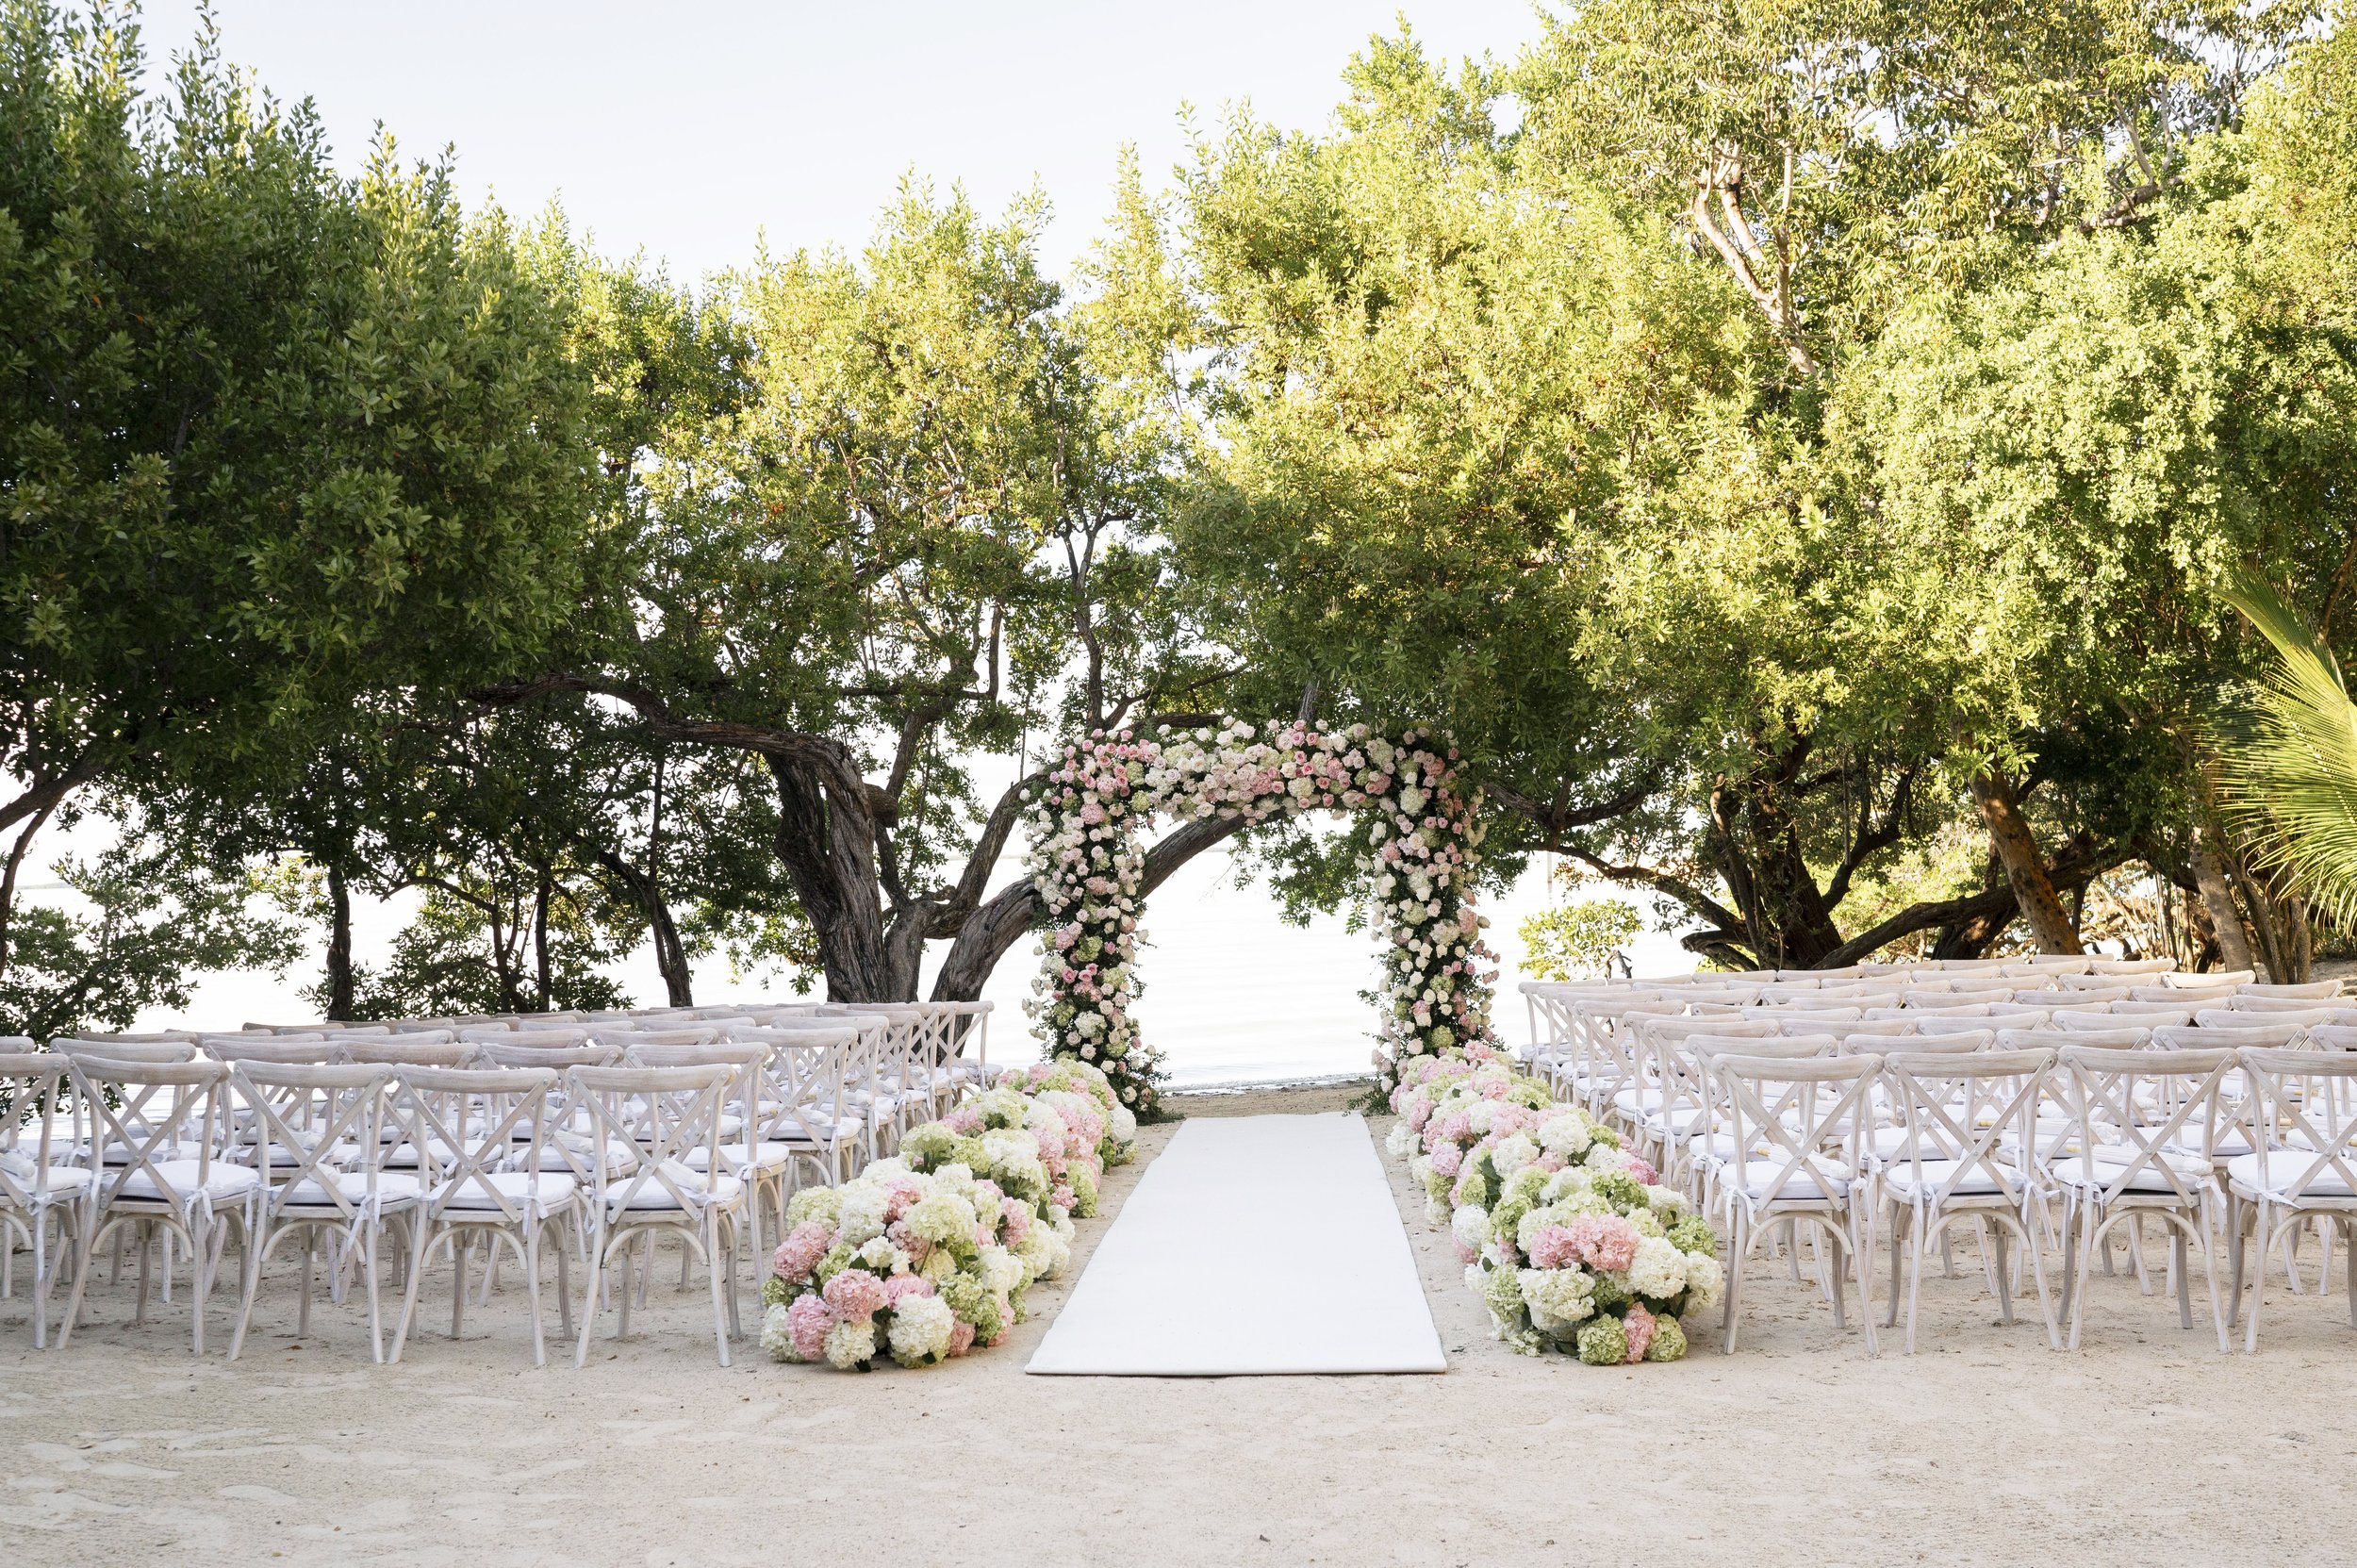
<box><xmin>0</xmin><ymin>999</ymin><xmax>992</xmax><ymax>1363</ymax></box>
<box><xmin>1514</xmin><ymin>966</ymin><xmax>2357</xmax><ymax>1356</ymax></box>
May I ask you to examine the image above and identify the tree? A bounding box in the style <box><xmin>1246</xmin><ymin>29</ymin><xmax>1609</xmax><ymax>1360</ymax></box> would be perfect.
<box><xmin>482</xmin><ymin>184</ymin><xmax>1237</xmax><ymax>1003</ymax></box>
<box><xmin>0</xmin><ymin>3</ymin><xmax>594</xmax><ymax>995</ymax></box>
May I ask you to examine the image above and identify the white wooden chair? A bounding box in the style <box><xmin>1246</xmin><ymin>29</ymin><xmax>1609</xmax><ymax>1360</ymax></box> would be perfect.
<box><xmin>1878</xmin><ymin>1047</ymin><xmax>2060</xmax><ymax>1352</ymax></box>
<box><xmin>1706</xmin><ymin>1050</ymin><xmax>1882</xmax><ymax>1354</ymax></box>
<box><xmin>58</xmin><ymin>1057</ymin><xmax>259</xmax><ymax>1353</ymax></box>
<box><xmin>0</xmin><ymin>1054</ymin><xmax>91</xmax><ymax>1347</ymax></box>
<box><xmin>226</xmin><ymin>1063</ymin><xmax>418</xmax><ymax>1362</ymax></box>
<box><xmin>387</xmin><ymin>1066</ymin><xmax>575</xmax><ymax>1366</ymax></box>
<box><xmin>2052</xmin><ymin>1044</ymin><xmax>2234</xmax><ymax>1352</ymax></box>
<box><xmin>2228</xmin><ymin>1047</ymin><xmax>2357</xmax><ymax>1352</ymax></box>
<box><xmin>568</xmin><ymin>1063</ymin><xmax>746</xmax><ymax>1366</ymax></box>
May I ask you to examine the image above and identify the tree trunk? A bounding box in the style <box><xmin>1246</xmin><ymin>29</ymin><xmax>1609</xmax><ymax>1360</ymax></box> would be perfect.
<box><xmin>931</xmin><ymin>813</ymin><xmax>1256</xmax><ymax>1001</ymax></box>
<box><xmin>597</xmin><ymin>849</ymin><xmax>696</xmax><ymax>1007</ymax></box>
<box><xmin>768</xmin><ymin>755</ymin><xmax>904</xmax><ymax>1000</ymax></box>
<box><xmin>2188</xmin><ymin>826</ymin><xmax>2256</xmax><ymax>974</ymax></box>
<box><xmin>1970</xmin><ymin>769</ymin><xmax>2082</xmax><ymax>954</ymax></box>
<box><xmin>532</xmin><ymin>870</ymin><xmax>552</xmax><ymax>1010</ymax></box>
<box><xmin>324</xmin><ymin>863</ymin><xmax>356</xmax><ymax>1021</ymax></box>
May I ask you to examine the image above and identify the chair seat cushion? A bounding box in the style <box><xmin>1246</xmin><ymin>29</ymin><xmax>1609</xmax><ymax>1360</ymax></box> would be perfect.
<box><xmin>1881</xmin><ymin>1158</ymin><xmax>2032</xmax><ymax>1199</ymax></box>
<box><xmin>2051</xmin><ymin>1153</ymin><xmax>2212</xmax><ymax>1194</ymax></box>
<box><xmin>602</xmin><ymin>1160</ymin><xmax>745</xmax><ymax>1211</ymax></box>
<box><xmin>681</xmin><ymin>1142</ymin><xmax>792</xmax><ymax>1177</ymax></box>
<box><xmin>0</xmin><ymin>1159</ymin><xmax>93</xmax><ymax>1196</ymax></box>
<box><xmin>2226</xmin><ymin>1151</ymin><xmax>2357</xmax><ymax>1200</ymax></box>
<box><xmin>430</xmin><ymin>1170</ymin><xmax>576</xmax><ymax>1213</ymax></box>
<box><xmin>1729</xmin><ymin>1158</ymin><xmax>1851</xmax><ymax>1202</ymax></box>
<box><xmin>117</xmin><ymin>1160</ymin><xmax>263</xmax><ymax>1202</ymax></box>
<box><xmin>280</xmin><ymin>1171</ymin><xmax>423</xmax><ymax>1207</ymax></box>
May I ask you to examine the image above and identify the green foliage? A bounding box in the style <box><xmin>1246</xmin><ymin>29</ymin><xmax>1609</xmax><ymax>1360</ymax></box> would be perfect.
<box><xmin>2212</xmin><ymin>571</ymin><xmax>2357</xmax><ymax>931</ymax></box>
<box><xmin>1517</xmin><ymin>900</ymin><xmax>1641</xmax><ymax>982</ymax></box>
<box><xmin>3</xmin><ymin>816</ymin><xmax>301</xmax><ymax>1040</ymax></box>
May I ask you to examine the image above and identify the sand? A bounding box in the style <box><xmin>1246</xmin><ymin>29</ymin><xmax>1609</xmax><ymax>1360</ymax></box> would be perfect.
<box><xmin>6</xmin><ymin>1081</ymin><xmax>2355</xmax><ymax>1566</ymax></box>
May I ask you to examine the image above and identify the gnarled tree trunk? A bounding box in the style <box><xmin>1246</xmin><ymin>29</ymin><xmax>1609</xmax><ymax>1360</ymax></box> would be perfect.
<box><xmin>1970</xmin><ymin>769</ymin><xmax>2082</xmax><ymax>955</ymax></box>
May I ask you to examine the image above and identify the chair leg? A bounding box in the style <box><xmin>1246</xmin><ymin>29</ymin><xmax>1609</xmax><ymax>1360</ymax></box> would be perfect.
<box><xmin>2245</xmin><ymin>1205</ymin><xmax>2274</xmax><ymax>1353</ymax></box>
<box><xmin>451</xmin><ymin>1233</ymin><xmax>470</xmax><ymax>1340</ymax></box>
<box><xmin>707</xmin><ymin>1216</ymin><xmax>732</xmax><ymax>1367</ymax></box>
<box><xmin>363</xmin><ymin>1226</ymin><xmax>386</xmax><ymax>1365</ymax></box>
<box><xmin>523</xmin><ymin>1225</ymin><xmax>547</xmax><ymax>1368</ymax></box>
<box><xmin>389</xmin><ymin>1225</ymin><xmax>432</xmax><ymax>1364</ymax></box>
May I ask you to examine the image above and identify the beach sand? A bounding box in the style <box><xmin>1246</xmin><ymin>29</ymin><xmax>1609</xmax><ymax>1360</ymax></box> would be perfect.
<box><xmin>5</xmin><ymin>1081</ymin><xmax>2353</xmax><ymax>1565</ymax></box>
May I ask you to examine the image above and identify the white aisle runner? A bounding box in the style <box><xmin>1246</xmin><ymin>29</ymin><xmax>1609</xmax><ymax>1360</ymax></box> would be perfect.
<box><xmin>1027</xmin><ymin>1113</ymin><xmax>1447</xmax><ymax>1376</ymax></box>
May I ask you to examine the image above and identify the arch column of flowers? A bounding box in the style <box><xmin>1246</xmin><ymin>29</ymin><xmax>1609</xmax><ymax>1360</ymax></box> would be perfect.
<box><xmin>1021</xmin><ymin>718</ymin><xmax>1499</xmax><ymax>1113</ymax></box>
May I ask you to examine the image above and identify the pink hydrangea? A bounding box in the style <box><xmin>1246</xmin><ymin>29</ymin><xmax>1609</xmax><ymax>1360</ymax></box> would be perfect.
<box><xmin>946</xmin><ymin>1319</ymin><xmax>977</xmax><ymax>1358</ymax></box>
<box><xmin>1051</xmin><ymin>1184</ymin><xmax>1077</xmax><ymax>1213</ymax></box>
<box><xmin>1527</xmin><ymin>1225</ymin><xmax>1580</xmax><ymax>1271</ymax></box>
<box><xmin>1406</xmin><ymin>1099</ymin><xmax>1433</xmax><ymax>1132</ymax></box>
<box><xmin>1034</xmin><ymin>1128</ymin><xmax>1066</xmax><ymax>1175</ymax></box>
<box><xmin>886</xmin><ymin>1219</ymin><xmax>930</xmax><ymax>1263</ymax></box>
<box><xmin>820</xmin><ymin>1267</ymin><xmax>888</xmax><ymax>1322</ymax></box>
<box><xmin>1438</xmin><ymin>1112</ymin><xmax>1473</xmax><ymax>1145</ymax></box>
<box><xmin>1624</xmin><ymin>1156</ymin><xmax>1658</xmax><ymax>1186</ymax></box>
<box><xmin>1430</xmin><ymin>1142</ymin><xmax>1463</xmax><ymax>1179</ymax></box>
<box><xmin>1623</xmin><ymin>1302</ymin><xmax>1656</xmax><ymax>1363</ymax></box>
<box><xmin>945</xmin><ymin>1107</ymin><xmax>983</xmax><ymax>1134</ymax></box>
<box><xmin>771</xmin><ymin>1221</ymin><xmax>832</xmax><ymax>1283</ymax></box>
<box><xmin>999</xmin><ymin>1197</ymin><xmax>1032</xmax><ymax>1244</ymax></box>
<box><xmin>1567</xmin><ymin>1214</ymin><xmax>1640</xmax><ymax>1274</ymax></box>
<box><xmin>785</xmin><ymin>1292</ymin><xmax>835</xmax><ymax>1361</ymax></box>
<box><xmin>882</xmin><ymin>1178</ymin><xmax>926</xmax><ymax>1222</ymax></box>
<box><xmin>881</xmin><ymin>1274</ymin><xmax>935</xmax><ymax>1307</ymax></box>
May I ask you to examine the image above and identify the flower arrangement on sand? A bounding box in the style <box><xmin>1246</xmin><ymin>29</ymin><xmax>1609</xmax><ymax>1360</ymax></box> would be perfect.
<box><xmin>1387</xmin><ymin>1048</ymin><xmax>1722</xmax><ymax>1363</ymax></box>
<box><xmin>761</xmin><ymin>1060</ymin><xmax>1138</xmax><ymax>1371</ymax></box>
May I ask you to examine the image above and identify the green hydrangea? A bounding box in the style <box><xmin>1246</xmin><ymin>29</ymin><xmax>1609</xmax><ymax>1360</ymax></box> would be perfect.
<box><xmin>1067</xmin><ymin>1165</ymin><xmax>1099</xmax><ymax>1217</ymax></box>
<box><xmin>1645</xmin><ymin>1314</ymin><xmax>1689</xmax><ymax>1362</ymax></box>
<box><xmin>1502</xmin><ymin>1164</ymin><xmax>1551</xmax><ymax>1207</ymax></box>
<box><xmin>1590</xmin><ymin>1271</ymin><xmax>1630</xmax><ymax>1313</ymax></box>
<box><xmin>1667</xmin><ymin>1214</ymin><xmax>1717</xmax><ymax>1256</ymax></box>
<box><xmin>900</xmin><ymin>1123</ymin><xmax>962</xmax><ymax>1169</ymax></box>
<box><xmin>815</xmin><ymin>1242</ymin><xmax>856</xmax><ymax>1285</ymax></box>
<box><xmin>1591</xmin><ymin>1170</ymin><xmax>1645</xmax><ymax>1212</ymax></box>
<box><xmin>1478</xmin><ymin>1263</ymin><xmax>1529</xmax><ymax>1331</ymax></box>
<box><xmin>786</xmin><ymin>1186</ymin><xmax>842</xmax><ymax>1230</ymax></box>
<box><xmin>938</xmin><ymin>1272</ymin><xmax>1003</xmax><ymax>1343</ymax></box>
<box><xmin>761</xmin><ymin>1275</ymin><xmax>793</xmax><ymax>1309</ymax></box>
<box><xmin>1422</xmin><ymin>1162</ymin><xmax>1453</xmax><ymax>1203</ymax></box>
<box><xmin>1627</xmin><ymin>1207</ymin><xmax>1664</xmax><ymax>1239</ymax></box>
<box><xmin>1575</xmin><ymin>1315</ymin><xmax>1629</xmax><ymax>1365</ymax></box>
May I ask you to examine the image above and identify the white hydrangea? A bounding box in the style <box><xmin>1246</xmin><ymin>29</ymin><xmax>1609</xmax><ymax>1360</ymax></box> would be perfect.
<box><xmin>1108</xmin><ymin>1104</ymin><xmax>1138</xmax><ymax>1144</ymax></box>
<box><xmin>835</xmin><ymin>1182</ymin><xmax>891</xmax><ymax>1246</ymax></box>
<box><xmin>1451</xmin><ymin>1203</ymin><xmax>1492</xmax><ymax>1252</ymax></box>
<box><xmin>978</xmin><ymin>1245</ymin><xmax>1026</xmax><ymax>1296</ymax></box>
<box><xmin>1385</xmin><ymin>1121</ymin><xmax>1419</xmax><ymax>1159</ymax></box>
<box><xmin>1536</xmin><ymin>1114</ymin><xmax>1594</xmax><ymax>1159</ymax></box>
<box><xmin>887</xmin><ymin>1294</ymin><xmax>957</xmax><ymax>1366</ymax></box>
<box><xmin>822</xmin><ymin>1316</ymin><xmax>877</xmax><ymax>1370</ymax></box>
<box><xmin>1683</xmin><ymin>1252</ymin><xmax>1724</xmax><ymax>1312</ymax></box>
<box><xmin>1519</xmin><ymin>1266</ymin><xmax>1597</xmax><ymax>1334</ymax></box>
<box><xmin>759</xmin><ymin>1302</ymin><xmax>799</xmax><ymax>1362</ymax></box>
<box><xmin>1644</xmin><ymin>1184</ymin><xmax>1689</xmax><ymax>1217</ymax></box>
<box><xmin>1628</xmin><ymin>1236</ymin><xmax>1689</xmax><ymax>1301</ymax></box>
<box><xmin>1490</xmin><ymin>1131</ymin><xmax>1540</xmax><ymax>1179</ymax></box>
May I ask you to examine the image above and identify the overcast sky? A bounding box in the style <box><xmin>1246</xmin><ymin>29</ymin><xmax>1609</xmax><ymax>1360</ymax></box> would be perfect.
<box><xmin>132</xmin><ymin>0</ymin><xmax>1551</xmax><ymax>282</ymax></box>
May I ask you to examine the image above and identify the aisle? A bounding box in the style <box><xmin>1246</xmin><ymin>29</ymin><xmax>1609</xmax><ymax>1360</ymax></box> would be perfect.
<box><xmin>1026</xmin><ymin>1113</ymin><xmax>1448</xmax><ymax>1376</ymax></box>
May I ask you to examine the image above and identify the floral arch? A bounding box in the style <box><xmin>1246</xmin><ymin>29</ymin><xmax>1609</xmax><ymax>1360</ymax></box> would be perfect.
<box><xmin>1020</xmin><ymin>719</ymin><xmax>1500</xmax><ymax>1113</ymax></box>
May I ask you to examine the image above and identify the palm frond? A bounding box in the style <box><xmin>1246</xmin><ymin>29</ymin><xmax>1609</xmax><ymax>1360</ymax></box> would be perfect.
<box><xmin>2212</xmin><ymin>569</ymin><xmax>2357</xmax><ymax>929</ymax></box>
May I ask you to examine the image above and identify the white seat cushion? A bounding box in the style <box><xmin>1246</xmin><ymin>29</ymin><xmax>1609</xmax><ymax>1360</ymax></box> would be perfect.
<box><xmin>682</xmin><ymin>1141</ymin><xmax>792</xmax><ymax>1177</ymax></box>
<box><xmin>2050</xmin><ymin>1153</ymin><xmax>2212</xmax><ymax>1194</ymax></box>
<box><xmin>1881</xmin><ymin>1158</ymin><xmax>2031</xmax><ymax>1199</ymax></box>
<box><xmin>1</xmin><ymin>1161</ymin><xmax>93</xmax><ymax>1196</ymax></box>
<box><xmin>1729</xmin><ymin>1158</ymin><xmax>1851</xmax><ymax>1202</ymax></box>
<box><xmin>602</xmin><ymin>1160</ymin><xmax>744</xmax><ymax>1210</ymax></box>
<box><xmin>117</xmin><ymin>1160</ymin><xmax>263</xmax><ymax>1202</ymax></box>
<box><xmin>430</xmin><ymin>1170</ymin><xmax>576</xmax><ymax>1213</ymax></box>
<box><xmin>2226</xmin><ymin>1151</ymin><xmax>2357</xmax><ymax>1200</ymax></box>
<box><xmin>279</xmin><ymin>1171</ymin><xmax>423</xmax><ymax>1207</ymax></box>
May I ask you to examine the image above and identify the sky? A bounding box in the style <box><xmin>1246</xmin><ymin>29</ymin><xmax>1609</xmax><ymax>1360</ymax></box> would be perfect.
<box><xmin>81</xmin><ymin>0</ymin><xmax>1699</xmax><ymax>1074</ymax></box>
<box><xmin>131</xmin><ymin>0</ymin><xmax>1555</xmax><ymax>282</ymax></box>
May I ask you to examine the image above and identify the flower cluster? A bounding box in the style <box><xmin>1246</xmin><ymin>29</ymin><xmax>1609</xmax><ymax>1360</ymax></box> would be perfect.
<box><xmin>1385</xmin><ymin>1050</ymin><xmax>1722</xmax><ymax>1363</ymax></box>
<box><xmin>762</xmin><ymin>1060</ymin><xmax>1139</xmax><ymax>1372</ymax></box>
<box><xmin>1022</xmin><ymin>719</ymin><xmax>1499</xmax><ymax>1111</ymax></box>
